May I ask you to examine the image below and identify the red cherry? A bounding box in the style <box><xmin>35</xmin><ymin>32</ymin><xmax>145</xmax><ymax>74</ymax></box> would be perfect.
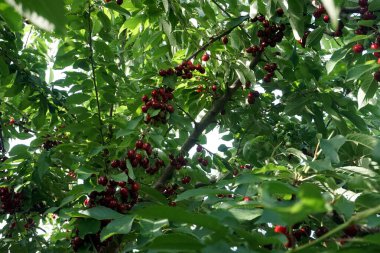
<box><xmin>98</xmin><ymin>176</ymin><xmax>108</xmax><ymax>186</ymax></box>
<box><xmin>135</xmin><ymin>140</ymin><xmax>144</xmax><ymax>149</ymax></box>
<box><xmin>276</xmin><ymin>8</ymin><xmax>284</xmax><ymax>16</ymax></box>
<box><xmin>118</xmin><ymin>181</ymin><xmax>127</xmax><ymax>187</ymax></box>
<box><xmin>359</xmin><ymin>0</ymin><xmax>368</xmax><ymax>7</ymax></box>
<box><xmin>374</xmin><ymin>52</ymin><xmax>380</xmax><ymax>58</ymax></box>
<box><xmin>323</xmin><ymin>15</ymin><xmax>329</xmax><ymax>23</ymax></box>
<box><xmin>201</xmin><ymin>53</ymin><xmax>210</xmax><ymax>62</ymax></box>
<box><xmin>196</xmin><ymin>145</ymin><xmax>203</xmax><ymax>152</ymax></box>
<box><xmin>201</xmin><ymin>159</ymin><xmax>208</xmax><ymax>166</ymax></box>
<box><xmin>377</xmin><ymin>58</ymin><xmax>380</xmax><ymax>64</ymax></box>
<box><xmin>127</xmin><ymin>149</ymin><xmax>136</xmax><ymax>160</ymax></box>
<box><xmin>343</xmin><ymin>224</ymin><xmax>358</xmax><ymax>237</ymax></box>
<box><xmin>159</xmin><ymin>69</ymin><xmax>167</xmax><ymax>76</ymax></box>
<box><xmin>116</xmin><ymin>0</ymin><xmax>123</xmax><ymax>5</ymax></box>
<box><xmin>371</xmin><ymin>43</ymin><xmax>379</xmax><ymax>50</ymax></box>
<box><xmin>111</xmin><ymin>160</ymin><xmax>120</xmax><ymax>168</ymax></box>
<box><xmin>166</xmin><ymin>104</ymin><xmax>174</xmax><ymax>113</ymax></box>
<box><xmin>221</xmin><ymin>36</ymin><xmax>228</xmax><ymax>45</ymax></box>
<box><xmin>120</xmin><ymin>187</ymin><xmax>129</xmax><ymax>198</ymax></box>
<box><xmin>131</xmin><ymin>182</ymin><xmax>140</xmax><ymax>191</ymax></box>
<box><xmin>142</xmin><ymin>95</ymin><xmax>149</xmax><ymax>102</ymax></box>
<box><xmin>83</xmin><ymin>198</ymin><xmax>90</xmax><ymax>206</ymax></box>
<box><xmin>181</xmin><ymin>176</ymin><xmax>191</xmax><ymax>184</ymax></box>
<box><xmin>352</xmin><ymin>44</ymin><xmax>364</xmax><ymax>54</ymax></box>
<box><xmin>374</xmin><ymin>70</ymin><xmax>380</xmax><ymax>81</ymax></box>
<box><xmin>300</xmin><ymin>225</ymin><xmax>311</xmax><ymax>236</ymax></box>
<box><xmin>274</xmin><ymin>225</ymin><xmax>287</xmax><ymax>234</ymax></box>
<box><xmin>212</xmin><ymin>85</ymin><xmax>217</xmax><ymax>92</ymax></box>
<box><xmin>169</xmin><ymin>201</ymin><xmax>177</xmax><ymax>207</ymax></box>
<box><xmin>315</xmin><ymin>226</ymin><xmax>329</xmax><ymax>238</ymax></box>
<box><xmin>9</xmin><ymin>117</ymin><xmax>15</xmax><ymax>125</ymax></box>
<box><xmin>243</xmin><ymin>196</ymin><xmax>251</xmax><ymax>202</ymax></box>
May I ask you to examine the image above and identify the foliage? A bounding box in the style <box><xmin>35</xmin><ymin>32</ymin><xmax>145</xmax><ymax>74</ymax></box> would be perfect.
<box><xmin>0</xmin><ymin>0</ymin><xmax>380</xmax><ymax>252</ymax></box>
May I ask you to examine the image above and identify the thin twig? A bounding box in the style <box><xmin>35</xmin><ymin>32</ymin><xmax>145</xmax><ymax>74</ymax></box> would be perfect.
<box><xmin>173</xmin><ymin>101</ymin><xmax>197</xmax><ymax>125</ymax></box>
<box><xmin>185</xmin><ymin>15</ymin><xmax>249</xmax><ymax>62</ymax></box>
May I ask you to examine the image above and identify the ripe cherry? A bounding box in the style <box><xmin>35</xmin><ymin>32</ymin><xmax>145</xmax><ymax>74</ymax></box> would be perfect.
<box><xmin>221</xmin><ymin>36</ymin><xmax>228</xmax><ymax>45</ymax></box>
<box><xmin>127</xmin><ymin>149</ymin><xmax>136</xmax><ymax>160</ymax></box>
<box><xmin>201</xmin><ymin>159</ymin><xmax>208</xmax><ymax>166</ymax></box>
<box><xmin>120</xmin><ymin>187</ymin><xmax>129</xmax><ymax>198</ymax></box>
<box><xmin>323</xmin><ymin>15</ymin><xmax>329</xmax><ymax>23</ymax></box>
<box><xmin>276</xmin><ymin>8</ymin><xmax>284</xmax><ymax>16</ymax></box>
<box><xmin>111</xmin><ymin>160</ymin><xmax>120</xmax><ymax>168</ymax></box>
<box><xmin>166</xmin><ymin>104</ymin><xmax>174</xmax><ymax>113</ymax></box>
<box><xmin>352</xmin><ymin>44</ymin><xmax>364</xmax><ymax>54</ymax></box>
<box><xmin>135</xmin><ymin>140</ymin><xmax>144</xmax><ymax>149</ymax></box>
<box><xmin>374</xmin><ymin>52</ymin><xmax>380</xmax><ymax>58</ymax></box>
<box><xmin>343</xmin><ymin>224</ymin><xmax>358</xmax><ymax>237</ymax></box>
<box><xmin>169</xmin><ymin>201</ymin><xmax>177</xmax><ymax>207</ymax></box>
<box><xmin>315</xmin><ymin>226</ymin><xmax>329</xmax><ymax>238</ymax></box>
<box><xmin>9</xmin><ymin>117</ymin><xmax>15</xmax><ymax>125</ymax></box>
<box><xmin>98</xmin><ymin>176</ymin><xmax>108</xmax><ymax>186</ymax></box>
<box><xmin>131</xmin><ymin>182</ymin><xmax>140</xmax><ymax>191</ymax></box>
<box><xmin>181</xmin><ymin>176</ymin><xmax>191</xmax><ymax>184</ymax></box>
<box><xmin>359</xmin><ymin>0</ymin><xmax>368</xmax><ymax>7</ymax></box>
<box><xmin>212</xmin><ymin>85</ymin><xmax>217</xmax><ymax>92</ymax></box>
<box><xmin>274</xmin><ymin>225</ymin><xmax>287</xmax><ymax>234</ymax></box>
<box><xmin>371</xmin><ymin>43</ymin><xmax>379</xmax><ymax>50</ymax></box>
<box><xmin>159</xmin><ymin>69</ymin><xmax>167</xmax><ymax>76</ymax></box>
<box><xmin>243</xmin><ymin>196</ymin><xmax>251</xmax><ymax>202</ymax></box>
<box><xmin>142</xmin><ymin>95</ymin><xmax>149</xmax><ymax>102</ymax></box>
<box><xmin>374</xmin><ymin>70</ymin><xmax>380</xmax><ymax>81</ymax></box>
<box><xmin>116</xmin><ymin>0</ymin><xmax>123</xmax><ymax>5</ymax></box>
<box><xmin>196</xmin><ymin>145</ymin><xmax>203</xmax><ymax>152</ymax></box>
<box><xmin>201</xmin><ymin>53</ymin><xmax>210</xmax><ymax>62</ymax></box>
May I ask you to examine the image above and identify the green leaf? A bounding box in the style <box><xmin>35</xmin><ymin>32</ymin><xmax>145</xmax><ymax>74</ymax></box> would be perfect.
<box><xmin>346</xmin><ymin>62</ymin><xmax>378</xmax><ymax>81</ymax></box>
<box><xmin>175</xmin><ymin>188</ymin><xmax>231</xmax><ymax>202</ymax></box>
<box><xmin>78</xmin><ymin>206</ymin><xmax>124</xmax><ymax>220</ymax></box>
<box><xmin>146</xmin><ymin>233</ymin><xmax>203</xmax><ymax>251</ymax></box>
<box><xmin>100</xmin><ymin>215</ymin><xmax>135</xmax><ymax>242</ymax></box>
<box><xmin>0</xmin><ymin>0</ymin><xmax>22</xmax><ymax>31</ymax></box>
<box><xmin>320</xmin><ymin>135</ymin><xmax>346</xmax><ymax>164</ymax></box>
<box><xmin>4</xmin><ymin>0</ymin><xmax>66</xmax><ymax>34</ymax></box>
<box><xmin>326</xmin><ymin>48</ymin><xmax>349</xmax><ymax>74</ymax></box>
<box><xmin>357</xmin><ymin>74</ymin><xmax>378</xmax><ymax>109</ymax></box>
<box><xmin>346</xmin><ymin>133</ymin><xmax>379</xmax><ymax>150</ymax></box>
<box><xmin>305</xmin><ymin>27</ymin><xmax>324</xmax><ymax>47</ymax></box>
<box><xmin>77</xmin><ymin>219</ymin><xmax>101</xmax><ymax>239</ymax></box>
<box><xmin>104</xmin><ymin>2</ymin><xmax>131</xmax><ymax>16</ymax></box>
<box><xmin>338</xmin><ymin>166</ymin><xmax>377</xmax><ymax>177</ymax></box>
<box><xmin>66</xmin><ymin>93</ymin><xmax>91</xmax><ymax>105</ymax></box>
<box><xmin>134</xmin><ymin>205</ymin><xmax>228</xmax><ymax>235</ymax></box>
<box><xmin>9</xmin><ymin>144</ymin><xmax>29</xmax><ymax>158</ymax></box>
<box><xmin>277</xmin><ymin>0</ymin><xmax>304</xmax><ymax>40</ymax></box>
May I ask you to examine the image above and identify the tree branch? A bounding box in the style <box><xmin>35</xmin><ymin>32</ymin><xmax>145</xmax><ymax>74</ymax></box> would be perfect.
<box><xmin>185</xmin><ymin>15</ymin><xmax>249</xmax><ymax>62</ymax></box>
<box><xmin>88</xmin><ymin>1</ymin><xmax>105</xmax><ymax>146</ymax></box>
<box><xmin>154</xmin><ymin>53</ymin><xmax>262</xmax><ymax>189</ymax></box>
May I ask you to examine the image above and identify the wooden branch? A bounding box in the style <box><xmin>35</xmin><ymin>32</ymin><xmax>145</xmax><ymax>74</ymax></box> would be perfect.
<box><xmin>154</xmin><ymin>53</ymin><xmax>262</xmax><ymax>189</ymax></box>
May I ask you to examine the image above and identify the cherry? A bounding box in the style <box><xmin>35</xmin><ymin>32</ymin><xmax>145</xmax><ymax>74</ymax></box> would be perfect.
<box><xmin>300</xmin><ymin>225</ymin><xmax>311</xmax><ymax>236</ymax></box>
<box><xmin>110</xmin><ymin>160</ymin><xmax>120</xmax><ymax>168</ymax></box>
<box><xmin>131</xmin><ymin>182</ymin><xmax>140</xmax><ymax>191</ymax></box>
<box><xmin>159</xmin><ymin>69</ymin><xmax>167</xmax><ymax>76</ymax></box>
<box><xmin>315</xmin><ymin>226</ymin><xmax>329</xmax><ymax>238</ymax></box>
<box><xmin>98</xmin><ymin>176</ymin><xmax>108</xmax><ymax>186</ymax></box>
<box><xmin>371</xmin><ymin>43</ymin><xmax>379</xmax><ymax>50</ymax></box>
<box><xmin>142</xmin><ymin>95</ymin><xmax>149</xmax><ymax>102</ymax></box>
<box><xmin>274</xmin><ymin>225</ymin><xmax>287</xmax><ymax>234</ymax></box>
<box><xmin>169</xmin><ymin>201</ymin><xmax>177</xmax><ymax>207</ymax></box>
<box><xmin>374</xmin><ymin>70</ymin><xmax>380</xmax><ymax>81</ymax></box>
<box><xmin>196</xmin><ymin>145</ymin><xmax>203</xmax><ymax>152</ymax></box>
<box><xmin>276</xmin><ymin>8</ymin><xmax>284</xmax><ymax>16</ymax></box>
<box><xmin>166</xmin><ymin>104</ymin><xmax>174</xmax><ymax>113</ymax></box>
<box><xmin>9</xmin><ymin>117</ymin><xmax>15</xmax><ymax>125</ymax></box>
<box><xmin>377</xmin><ymin>58</ymin><xmax>380</xmax><ymax>64</ymax></box>
<box><xmin>374</xmin><ymin>52</ymin><xmax>380</xmax><ymax>58</ymax></box>
<box><xmin>83</xmin><ymin>198</ymin><xmax>90</xmax><ymax>206</ymax></box>
<box><xmin>352</xmin><ymin>44</ymin><xmax>364</xmax><ymax>54</ymax></box>
<box><xmin>116</xmin><ymin>0</ymin><xmax>123</xmax><ymax>5</ymax></box>
<box><xmin>118</xmin><ymin>181</ymin><xmax>126</xmax><ymax>187</ymax></box>
<box><xmin>221</xmin><ymin>36</ymin><xmax>228</xmax><ymax>45</ymax></box>
<box><xmin>201</xmin><ymin>53</ymin><xmax>210</xmax><ymax>61</ymax></box>
<box><xmin>242</xmin><ymin>196</ymin><xmax>251</xmax><ymax>201</ymax></box>
<box><xmin>109</xmin><ymin>199</ymin><xmax>118</xmax><ymax>209</ymax></box>
<box><xmin>292</xmin><ymin>230</ymin><xmax>303</xmax><ymax>241</ymax></box>
<box><xmin>212</xmin><ymin>85</ymin><xmax>217</xmax><ymax>92</ymax></box>
<box><xmin>119</xmin><ymin>187</ymin><xmax>129</xmax><ymax>198</ymax></box>
<box><xmin>135</xmin><ymin>140</ymin><xmax>144</xmax><ymax>149</ymax></box>
<box><xmin>323</xmin><ymin>15</ymin><xmax>329</xmax><ymax>23</ymax></box>
<box><xmin>127</xmin><ymin>149</ymin><xmax>136</xmax><ymax>160</ymax></box>
<box><xmin>181</xmin><ymin>176</ymin><xmax>191</xmax><ymax>184</ymax></box>
<box><xmin>201</xmin><ymin>159</ymin><xmax>208</xmax><ymax>166</ymax></box>
<box><xmin>257</xmin><ymin>15</ymin><xmax>265</xmax><ymax>22</ymax></box>
<box><xmin>359</xmin><ymin>0</ymin><xmax>368</xmax><ymax>7</ymax></box>
<box><xmin>245</xmin><ymin>81</ymin><xmax>251</xmax><ymax>89</ymax></box>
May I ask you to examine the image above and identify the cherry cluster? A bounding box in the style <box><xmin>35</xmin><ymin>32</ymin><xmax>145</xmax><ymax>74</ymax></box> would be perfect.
<box><xmin>42</xmin><ymin>139</ymin><xmax>62</xmax><ymax>150</ymax></box>
<box><xmin>313</xmin><ymin>4</ymin><xmax>327</xmax><ymax>20</ymax></box>
<box><xmin>169</xmin><ymin>154</ymin><xmax>188</xmax><ymax>170</ymax></box>
<box><xmin>352</xmin><ymin>38</ymin><xmax>380</xmax><ymax>81</ymax></box>
<box><xmin>0</xmin><ymin>187</ymin><xmax>22</xmax><ymax>214</ymax></box>
<box><xmin>159</xmin><ymin>184</ymin><xmax>179</xmax><ymax>206</ymax></box>
<box><xmin>142</xmin><ymin>87</ymin><xmax>174</xmax><ymax>125</ymax></box>
<box><xmin>83</xmin><ymin>176</ymin><xmax>140</xmax><ymax>213</ymax></box>
<box><xmin>196</xmin><ymin>145</ymin><xmax>209</xmax><ymax>167</ymax></box>
<box><xmin>159</xmin><ymin>60</ymin><xmax>206</xmax><ymax>80</ymax></box>
<box><xmin>247</xmin><ymin>16</ymin><xmax>285</xmax><ymax>55</ymax></box>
